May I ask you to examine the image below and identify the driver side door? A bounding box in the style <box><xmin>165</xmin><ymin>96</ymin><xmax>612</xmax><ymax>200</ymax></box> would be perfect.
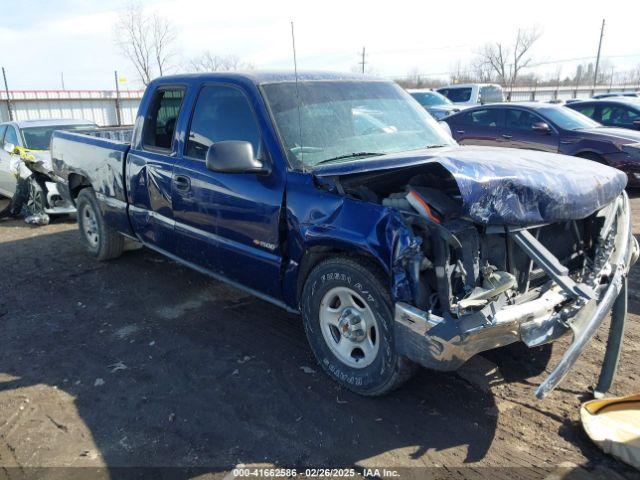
<box><xmin>501</xmin><ymin>108</ymin><xmax>559</xmax><ymax>152</ymax></box>
<box><xmin>172</xmin><ymin>83</ymin><xmax>286</xmax><ymax>299</ymax></box>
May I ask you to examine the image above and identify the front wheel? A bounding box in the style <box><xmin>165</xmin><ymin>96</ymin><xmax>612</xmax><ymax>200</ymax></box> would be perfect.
<box><xmin>25</xmin><ymin>177</ymin><xmax>47</xmax><ymax>216</ymax></box>
<box><xmin>76</xmin><ymin>188</ymin><xmax>124</xmax><ymax>261</ymax></box>
<box><xmin>301</xmin><ymin>257</ymin><xmax>417</xmax><ymax>396</ymax></box>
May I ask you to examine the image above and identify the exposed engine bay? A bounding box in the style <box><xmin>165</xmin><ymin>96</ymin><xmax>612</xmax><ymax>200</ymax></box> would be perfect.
<box><xmin>334</xmin><ymin>163</ymin><xmax>609</xmax><ymax>321</ymax></box>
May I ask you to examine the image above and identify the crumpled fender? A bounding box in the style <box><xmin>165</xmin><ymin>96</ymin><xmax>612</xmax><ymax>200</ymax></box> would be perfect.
<box><xmin>282</xmin><ymin>173</ymin><xmax>420</xmax><ymax>309</ymax></box>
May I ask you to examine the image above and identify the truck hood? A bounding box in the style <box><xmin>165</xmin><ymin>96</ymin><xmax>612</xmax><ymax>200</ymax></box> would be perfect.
<box><xmin>313</xmin><ymin>146</ymin><xmax>627</xmax><ymax>226</ymax></box>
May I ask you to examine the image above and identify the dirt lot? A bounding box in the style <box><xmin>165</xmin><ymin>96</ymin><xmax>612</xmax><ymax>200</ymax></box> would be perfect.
<box><xmin>0</xmin><ymin>196</ymin><xmax>639</xmax><ymax>480</ymax></box>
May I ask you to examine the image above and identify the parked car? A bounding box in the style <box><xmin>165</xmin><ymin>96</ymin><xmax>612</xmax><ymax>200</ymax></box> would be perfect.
<box><xmin>443</xmin><ymin>102</ymin><xmax>640</xmax><ymax>187</ymax></box>
<box><xmin>0</xmin><ymin>119</ymin><xmax>96</xmax><ymax>215</ymax></box>
<box><xmin>407</xmin><ymin>89</ymin><xmax>463</xmax><ymax>120</ymax></box>
<box><xmin>566</xmin><ymin>98</ymin><xmax>640</xmax><ymax>131</ymax></box>
<box><xmin>436</xmin><ymin>83</ymin><xmax>504</xmax><ymax>106</ymax></box>
<box><xmin>592</xmin><ymin>92</ymin><xmax>639</xmax><ymax>99</ymax></box>
<box><xmin>51</xmin><ymin>72</ymin><xmax>635</xmax><ymax>399</ymax></box>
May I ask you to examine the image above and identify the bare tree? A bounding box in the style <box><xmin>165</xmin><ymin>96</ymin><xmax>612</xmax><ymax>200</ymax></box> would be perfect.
<box><xmin>477</xmin><ymin>27</ymin><xmax>541</xmax><ymax>90</ymax></box>
<box><xmin>187</xmin><ymin>52</ymin><xmax>254</xmax><ymax>72</ymax></box>
<box><xmin>151</xmin><ymin>14</ymin><xmax>176</xmax><ymax>77</ymax></box>
<box><xmin>114</xmin><ymin>2</ymin><xmax>176</xmax><ymax>85</ymax></box>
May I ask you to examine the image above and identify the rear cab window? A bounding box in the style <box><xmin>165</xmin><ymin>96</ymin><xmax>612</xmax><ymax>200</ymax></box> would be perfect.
<box><xmin>142</xmin><ymin>87</ymin><xmax>186</xmax><ymax>152</ymax></box>
<box><xmin>439</xmin><ymin>87</ymin><xmax>473</xmax><ymax>103</ymax></box>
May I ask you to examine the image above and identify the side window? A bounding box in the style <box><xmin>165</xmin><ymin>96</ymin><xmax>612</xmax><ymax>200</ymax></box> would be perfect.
<box><xmin>186</xmin><ymin>85</ymin><xmax>261</xmax><ymax>160</ymax></box>
<box><xmin>143</xmin><ymin>87</ymin><xmax>185</xmax><ymax>151</ymax></box>
<box><xmin>4</xmin><ymin>126</ymin><xmax>19</xmax><ymax>146</ymax></box>
<box><xmin>572</xmin><ymin>105</ymin><xmax>596</xmax><ymax>119</ymax></box>
<box><xmin>463</xmin><ymin>108</ymin><xmax>498</xmax><ymax>127</ymax></box>
<box><xmin>0</xmin><ymin>125</ymin><xmax>7</xmax><ymax>144</ymax></box>
<box><xmin>446</xmin><ymin>88</ymin><xmax>472</xmax><ymax>103</ymax></box>
<box><xmin>601</xmin><ymin>106</ymin><xmax>639</xmax><ymax>127</ymax></box>
<box><xmin>505</xmin><ymin>109</ymin><xmax>543</xmax><ymax>130</ymax></box>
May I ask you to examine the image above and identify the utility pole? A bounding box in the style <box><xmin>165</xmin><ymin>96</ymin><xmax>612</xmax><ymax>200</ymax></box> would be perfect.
<box><xmin>114</xmin><ymin>70</ymin><xmax>122</xmax><ymax>127</ymax></box>
<box><xmin>358</xmin><ymin>47</ymin><xmax>366</xmax><ymax>74</ymax></box>
<box><xmin>592</xmin><ymin>18</ymin><xmax>605</xmax><ymax>93</ymax></box>
<box><xmin>60</xmin><ymin>72</ymin><xmax>65</xmax><ymax>90</ymax></box>
<box><xmin>2</xmin><ymin>67</ymin><xmax>12</xmax><ymax>121</ymax></box>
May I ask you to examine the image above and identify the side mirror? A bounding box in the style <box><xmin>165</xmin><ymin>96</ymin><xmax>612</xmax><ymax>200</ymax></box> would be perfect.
<box><xmin>3</xmin><ymin>142</ymin><xmax>16</xmax><ymax>154</ymax></box>
<box><xmin>205</xmin><ymin>141</ymin><xmax>269</xmax><ymax>174</ymax></box>
<box><xmin>532</xmin><ymin>122</ymin><xmax>551</xmax><ymax>133</ymax></box>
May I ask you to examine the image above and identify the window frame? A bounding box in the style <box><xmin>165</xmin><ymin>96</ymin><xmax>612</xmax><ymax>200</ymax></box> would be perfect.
<box><xmin>600</xmin><ymin>104</ymin><xmax>640</xmax><ymax>127</ymax></box>
<box><xmin>4</xmin><ymin>125</ymin><xmax>20</xmax><ymax>147</ymax></box>
<box><xmin>0</xmin><ymin>125</ymin><xmax>7</xmax><ymax>145</ymax></box>
<box><xmin>504</xmin><ymin>107</ymin><xmax>549</xmax><ymax>132</ymax></box>
<box><xmin>141</xmin><ymin>84</ymin><xmax>187</xmax><ymax>155</ymax></box>
<box><xmin>462</xmin><ymin>107</ymin><xmax>500</xmax><ymax>128</ymax></box>
<box><xmin>182</xmin><ymin>82</ymin><xmax>265</xmax><ymax>164</ymax></box>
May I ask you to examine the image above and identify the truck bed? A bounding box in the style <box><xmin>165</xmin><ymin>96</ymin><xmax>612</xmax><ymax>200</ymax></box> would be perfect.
<box><xmin>51</xmin><ymin>128</ymin><xmax>134</xmax><ymax>235</ymax></box>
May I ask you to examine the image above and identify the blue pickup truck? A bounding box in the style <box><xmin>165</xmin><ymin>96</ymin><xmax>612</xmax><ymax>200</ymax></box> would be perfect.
<box><xmin>51</xmin><ymin>72</ymin><xmax>636</xmax><ymax>398</ymax></box>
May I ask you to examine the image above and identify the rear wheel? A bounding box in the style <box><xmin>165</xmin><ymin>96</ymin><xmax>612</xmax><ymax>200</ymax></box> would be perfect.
<box><xmin>76</xmin><ymin>188</ymin><xmax>124</xmax><ymax>261</ymax></box>
<box><xmin>301</xmin><ymin>257</ymin><xmax>417</xmax><ymax>396</ymax></box>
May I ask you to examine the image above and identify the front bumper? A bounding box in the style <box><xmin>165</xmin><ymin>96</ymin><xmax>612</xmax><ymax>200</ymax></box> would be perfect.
<box><xmin>394</xmin><ymin>192</ymin><xmax>637</xmax><ymax>398</ymax></box>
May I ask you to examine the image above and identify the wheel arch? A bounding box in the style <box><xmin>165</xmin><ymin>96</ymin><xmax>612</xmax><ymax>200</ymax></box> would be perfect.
<box><xmin>294</xmin><ymin>243</ymin><xmax>390</xmax><ymax>311</ymax></box>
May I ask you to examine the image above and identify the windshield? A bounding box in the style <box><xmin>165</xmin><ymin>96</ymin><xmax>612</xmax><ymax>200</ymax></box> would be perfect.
<box><xmin>410</xmin><ymin>91</ymin><xmax>452</xmax><ymax>107</ymax></box>
<box><xmin>262</xmin><ymin>81</ymin><xmax>455</xmax><ymax>168</ymax></box>
<box><xmin>21</xmin><ymin>124</ymin><xmax>96</xmax><ymax>150</ymax></box>
<box><xmin>539</xmin><ymin>107</ymin><xmax>601</xmax><ymax>130</ymax></box>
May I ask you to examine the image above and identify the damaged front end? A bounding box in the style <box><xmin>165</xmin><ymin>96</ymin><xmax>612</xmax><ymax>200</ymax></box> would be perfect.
<box><xmin>314</xmin><ymin>147</ymin><xmax>636</xmax><ymax>398</ymax></box>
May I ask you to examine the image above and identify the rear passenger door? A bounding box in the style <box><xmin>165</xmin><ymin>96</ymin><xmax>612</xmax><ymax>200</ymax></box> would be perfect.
<box><xmin>171</xmin><ymin>83</ymin><xmax>286</xmax><ymax>299</ymax></box>
<box><xmin>126</xmin><ymin>86</ymin><xmax>186</xmax><ymax>254</ymax></box>
<box><xmin>502</xmin><ymin>108</ymin><xmax>559</xmax><ymax>152</ymax></box>
<box><xmin>453</xmin><ymin>108</ymin><xmax>502</xmax><ymax>146</ymax></box>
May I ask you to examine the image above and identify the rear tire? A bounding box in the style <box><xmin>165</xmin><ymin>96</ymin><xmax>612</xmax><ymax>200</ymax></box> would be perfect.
<box><xmin>301</xmin><ymin>257</ymin><xmax>417</xmax><ymax>396</ymax></box>
<box><xmin>76</xmin><ymin>188</ymin><xmax>124</xmax><ymax>261</ymax></box>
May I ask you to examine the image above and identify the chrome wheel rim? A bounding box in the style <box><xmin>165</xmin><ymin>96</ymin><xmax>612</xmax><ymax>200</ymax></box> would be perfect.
<box><xmin>319</xmin><ymin>286</ymin><xmax>380</xmax><ymax>369</ymax></box>
<box><xmin>81</xmin><ymin>205</ymin><xmax>99</xmax><ymax>247</ymax></box>
<box><xmin>26</xmin><ymin>179</ymin><xmax>45</xmax><ymax>215</ymax></box>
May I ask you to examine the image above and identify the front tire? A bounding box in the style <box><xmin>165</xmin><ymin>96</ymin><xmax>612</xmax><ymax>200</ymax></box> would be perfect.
<box><xmin>76</xmin><ymin>188</ymin><xmax>124</xmax><ymax>261</ymax></box>
<box><xmin>301</xmin><ymin>257</ymin><xmax>417</xmax><ymax>396</ymax></box>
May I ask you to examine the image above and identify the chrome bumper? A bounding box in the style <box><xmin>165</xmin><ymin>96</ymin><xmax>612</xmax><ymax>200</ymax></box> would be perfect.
<box><xmin>394</xmin><ymin>192</ymin><xmax>636</xmax><ymax>398</ymax></box>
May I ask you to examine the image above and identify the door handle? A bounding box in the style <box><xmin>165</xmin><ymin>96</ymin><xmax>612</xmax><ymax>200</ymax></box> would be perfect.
<box><xmin>173</xmin><ymin>175</ymin><xmax>191</xmax><ymax>192</ymax></box>
<box><xmin>501</xmin><ymin>134</ymin><xmax>513</xmax><ymax>139</ymax></box>
<box><xmin>456</xmin><ymin>130</ymin><xmax>465</xmax><ymax>134</ymax></box>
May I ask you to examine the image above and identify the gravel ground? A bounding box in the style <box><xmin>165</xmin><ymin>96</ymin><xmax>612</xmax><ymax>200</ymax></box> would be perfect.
<box><xmin>0</xmin><ymin>196</ymin><xmax>639</xmax><ymax>479</ymax></box>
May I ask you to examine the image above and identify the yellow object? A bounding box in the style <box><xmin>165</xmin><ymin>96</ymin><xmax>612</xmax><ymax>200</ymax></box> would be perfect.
<box><xmin>581</xmin><ymin>393</ymin><xmax>640</xmax><ymax>469</ymax></box>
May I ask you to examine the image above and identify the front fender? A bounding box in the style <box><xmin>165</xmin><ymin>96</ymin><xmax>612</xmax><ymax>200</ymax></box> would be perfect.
<box><xmin>281</xmin><ymin>173</ymin><xmax>421</xmax><ymax>310</ymax></box>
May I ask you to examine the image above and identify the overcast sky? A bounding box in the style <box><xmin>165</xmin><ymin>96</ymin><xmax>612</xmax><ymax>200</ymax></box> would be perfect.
<box><xmin>1</xmin><ymin>0</ymin><xmax>638</xmax><ymax>90</ymax></box>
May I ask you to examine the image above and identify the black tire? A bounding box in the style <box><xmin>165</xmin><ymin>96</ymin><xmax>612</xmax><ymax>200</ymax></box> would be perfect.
<box><xmin>76</xmin><ymin>188</ymin><xmax>124</xmax><ymax>261</ymax></box>
<box><xmin>301</xmin><ymin>257</ymin><xmax>417</xmax><ymax>396</ymax></box>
